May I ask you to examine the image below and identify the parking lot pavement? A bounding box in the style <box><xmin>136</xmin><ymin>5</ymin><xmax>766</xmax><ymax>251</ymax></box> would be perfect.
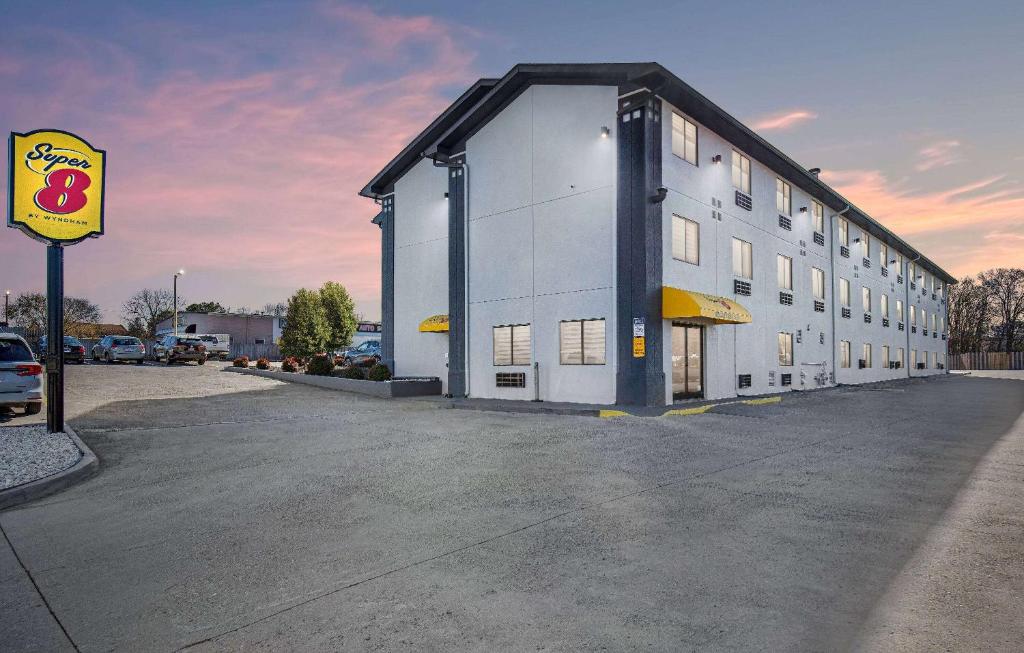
<box><xmin>1</xmin><ymin>366</ymin><xmax>1022</xmax><ymax>652</ymax></box>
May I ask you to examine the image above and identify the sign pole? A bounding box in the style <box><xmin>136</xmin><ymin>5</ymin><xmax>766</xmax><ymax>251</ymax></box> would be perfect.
<box><xmin>46</xmin><ymin>243</ymin><xmax>64</xmax><ymax>433</ymax></box>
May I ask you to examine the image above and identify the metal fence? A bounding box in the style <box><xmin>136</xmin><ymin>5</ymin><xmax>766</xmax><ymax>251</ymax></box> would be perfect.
<box><xmin>949</xmin><ymin>351</ymin><xmax>1024</xmax><ymax>370</ymax></box>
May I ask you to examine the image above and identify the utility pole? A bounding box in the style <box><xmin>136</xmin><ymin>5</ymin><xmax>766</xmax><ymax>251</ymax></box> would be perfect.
<box><xmin>173</xmin><ymin>269</ymin><xmax>185</xmax><ymax>334</ymax></box>
<box><xmin>3</xmin><ymin>290</ymin><xmax>9</xmax><ymax>326</ymax></box>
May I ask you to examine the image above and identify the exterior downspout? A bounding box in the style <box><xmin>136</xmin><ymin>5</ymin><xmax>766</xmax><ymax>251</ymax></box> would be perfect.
<box><xmin>830</xmin><ymin>204</ymin><xmax>850</xmax><ymax>384</ymax></box>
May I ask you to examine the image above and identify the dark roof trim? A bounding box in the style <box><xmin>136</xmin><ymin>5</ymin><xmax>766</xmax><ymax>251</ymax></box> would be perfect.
<box><xmin>360</xmin><ymin>63</ymin><xmax>956</xmax><ymax>284</ymax></box>
<box><xmin>359</xmin><ymin>78</ymin><xmax>499</xmax><ymax>198</ymax></box>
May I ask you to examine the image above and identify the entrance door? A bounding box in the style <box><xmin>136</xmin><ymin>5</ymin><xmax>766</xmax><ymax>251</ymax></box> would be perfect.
<box><xmin>671</xmin><ymin>324</ymin><xmax>703</xmax><ymax>400</ymax></box>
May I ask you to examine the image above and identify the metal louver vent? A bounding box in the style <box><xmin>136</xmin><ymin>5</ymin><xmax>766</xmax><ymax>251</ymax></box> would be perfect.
<box><xmin>813</xmin><ymin>232</ymin><xmax>825</xmax><ymax>246</ymax></box>
<box><xmin>862</xmin><ymin>258</ymin><xmax>871</xmax><ymax>268</ymax></box>
<box><xmin>840</xmin><ymin>246</ymin><xmax>850</xmax><ymax>258</ymax></box>
<box><xmin>911</xmin><ymin>325</ymin><xmax>917</xmax><ymax>333</ymax></box>
<box><xmin>842</xmin><ymin>307</ymin><xmax>851</xmax><ymax>319</ymax></box>
<box><xmin>495</xmin><ymin>372</ymin><xmax>526</xmax><ymax>388</ymax></box>
<box><xmin>778</xmin><ymin>215</ymin><xmax>792</xmax><ymax>230</ymax></box>
<box><xmin>738</xmin><ymin>374</ymin><xmax>752</xmax><ymax>388</ymax></box>
<box><xmin>910</xmin><ymin>281</ymin><xmax>916</xmax><ymax>290</ymax></box>
<box><xmin>779</xmin><ymin>292</ymin><xmax>793</xmax><ymax>306</ymax></box>
<box><xmin>735</xmin><ymin>191</ymin><xmax>752</xmax><ymax>211</ymax></box>
<box><xmin>814</xmin><ymin>300</ymin><xmax>825</xmax><ymax>312</ymax></box>
<box><xmin>882</xmin><ymin>318</ymin><xmax>890</xmax><ymax>327</ymax></box>
<box><xmin>734</xmin><ymin>279</ymin><xmax>752</xmax><ymax>296</ymax></box>
<box><xmin>881</xmin><ymin>267</ymin><xmax>888</xmax><ymax>277</ymax></box>
<box><xmin>781</xmin><ymin>373</ymin><xmax>792</xmax><ymax>386</ymax></box>
<box><xmin>864</xmin><ymin>313</ymin><xmax>872</xmax><ymax>324</ymax></box>
<box><xmin>898</xmin><ymin>322</ymin><xmax>905</xmax><ymax>331</ymax></box>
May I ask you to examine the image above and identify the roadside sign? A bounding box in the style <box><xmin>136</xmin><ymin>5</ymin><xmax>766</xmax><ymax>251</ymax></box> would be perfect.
<box><xmin>8</xmin><ymin>130</ymin><xmax>106</xmax><ymax>244</ymax></box>
<box><xmin>7</xmin><ymin>129</ymin><xmax>107</xmax><ymax>433</ymax></box>
<box><xmin>633</xmin><ymin>336</ymin><xmax>646</xmax><ymax>358</ymax></box>
<box><xmin>632</xmin><ymin>317</ymin><xmax>645</xmax><ymax>338</ymax></box>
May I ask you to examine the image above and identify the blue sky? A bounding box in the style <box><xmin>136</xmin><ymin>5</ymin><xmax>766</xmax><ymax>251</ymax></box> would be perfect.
<box><xmin>1</xmin><ymin>0</ymin><xmax>1022</xmax><ymax>320</ymax></box>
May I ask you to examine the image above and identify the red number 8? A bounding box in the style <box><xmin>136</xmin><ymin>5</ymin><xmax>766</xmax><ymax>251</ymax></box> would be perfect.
<box><xmin>34</xmin><ymin>168</ymin><xmax>91</xmax><ymax>214</ymax></box>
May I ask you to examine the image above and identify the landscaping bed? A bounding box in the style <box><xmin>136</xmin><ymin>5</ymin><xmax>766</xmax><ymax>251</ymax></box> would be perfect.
<box><xmin>224</xmin><ymin>366</ymin><xmax>441</xmax><ymax>398</ymax></box>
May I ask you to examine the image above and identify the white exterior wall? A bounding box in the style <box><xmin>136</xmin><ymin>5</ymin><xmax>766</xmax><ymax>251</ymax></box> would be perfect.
<box><xmin>660</xmin><ymin>99</ymin><xmax>948</xmax><ymax>401</ymax></box>
<box><xmin>392</xmin><ymin>158</ymin><xmax>449</xmax><ymax>391</ymax></box>
<box><xmin>464</xmin><ymin>85</ymin><xmax>618</xmax><ymax>403</ymax></box>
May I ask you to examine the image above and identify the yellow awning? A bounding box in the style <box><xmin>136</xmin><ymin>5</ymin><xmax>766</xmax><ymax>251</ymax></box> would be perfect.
<box><xmin>662</xmin><ymin>287</ymin><xmax>752</xmax><ymax>324</ymax></box>
<box><xmin>418</xmin><ymin>314</ymin><xmax>449</xmax><ymax>332</ymax></box>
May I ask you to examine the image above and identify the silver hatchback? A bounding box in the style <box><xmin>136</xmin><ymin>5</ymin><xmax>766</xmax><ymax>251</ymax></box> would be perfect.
<box><xmin>0</xmin><ymin>334</ymin><xmax>44</xmax><ymax>415</ymax></box>
<box><xmin>92</xmin><ymin>336</ymin><xmax>146</xmax><ymax>364</ymax></box>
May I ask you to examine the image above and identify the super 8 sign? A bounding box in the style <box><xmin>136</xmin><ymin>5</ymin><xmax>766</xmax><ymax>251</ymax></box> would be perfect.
<box><xmin>8</xmin><ymin>129</ymin><xmax>105</xmax><ymax>244</ymax></box>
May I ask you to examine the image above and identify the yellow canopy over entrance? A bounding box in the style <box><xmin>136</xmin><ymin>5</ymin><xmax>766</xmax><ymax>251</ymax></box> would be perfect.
<box><xmin>662</xmin><ymin>287</ymin><xmax>752</xmax><ymax>324</ymax></box>
<box><xmin>418</xmin><ymin>314</ymin><xmax>449</xmax><ymax>332</ymax></box>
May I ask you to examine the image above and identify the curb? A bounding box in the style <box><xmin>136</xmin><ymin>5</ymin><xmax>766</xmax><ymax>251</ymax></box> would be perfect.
<box><xmin>0</xmin><ymin>425</ymin><xmax>99</xmax><ymax>511</ymax></box>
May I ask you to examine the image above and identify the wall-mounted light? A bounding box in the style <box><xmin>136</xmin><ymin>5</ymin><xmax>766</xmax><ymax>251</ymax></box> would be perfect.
<box><xmin>600</xmin><ymin>126</ymin><xmax>610</xmax><ymax>138</ymax></box>
<box><xmin>799</xmin><ymin>206</ymin><xmax>808</xmax><ymax>213</ymax></box>
<box><xmin>852</xmin><ymin>237</ymin><xmax>862</xmax><ymax>243</ymax></box>
<box><xmin>444</xmin><ymin>192</ymin><xmax>449</xmax><ymax>199</ymax></box>
<box><xmin>890</xmin><ymin>259</ymin><xmax>897</xmax><ymax>265</ymax></box>
<box><xmin>711</xmin><ymin>154</ymin><xmax>722</xmax><ymax>164</ymax></box>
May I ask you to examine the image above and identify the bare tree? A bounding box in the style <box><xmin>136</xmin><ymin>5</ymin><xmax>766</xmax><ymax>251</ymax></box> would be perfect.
<box><xmin>947</xmin><ymin>277</ymin><xmax>992</xmax><ymax>354</ymax></box>
<box><xmin>8</xmin><ymin>292</ymin><xmax>102</xmax><ymax>336</ymax></box>
<box><xmin>122</xmin><ymin>288</ymin><xmax>175</xmax><ymax>338</ymax></box>
<box><xmin>980</xmin><ymin>268</ymin><xmax>1024</xmax><ymax>353</ymax></box>
<box><xmin>263</xmin><ymin>302</ymin><xmax>287</xmax><ymax>317</ymax></box>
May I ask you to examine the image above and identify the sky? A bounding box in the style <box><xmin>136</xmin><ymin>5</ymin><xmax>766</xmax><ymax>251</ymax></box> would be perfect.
<box><xmin>1</xmin><ymin>0</ymin><xmax>1022</xmax><ymax>322</ymax></box>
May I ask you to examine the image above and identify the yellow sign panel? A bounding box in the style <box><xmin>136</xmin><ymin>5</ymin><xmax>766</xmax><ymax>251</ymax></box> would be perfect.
<box><xmin>8</xmin><ymin>129</ymin><xmax>106</xmax><ymax>244</ymax></box>
<box><xmin>632</xmin><ymin>336</ymin><xmax>646</xmax><ymax>358</ymax></box>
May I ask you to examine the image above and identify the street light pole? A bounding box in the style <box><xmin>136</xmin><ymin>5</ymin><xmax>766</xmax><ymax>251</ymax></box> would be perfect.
<box><xmin>173</xmin><ymin>269</ymin><xmax>185</xmax><ymax>334</ymax></box>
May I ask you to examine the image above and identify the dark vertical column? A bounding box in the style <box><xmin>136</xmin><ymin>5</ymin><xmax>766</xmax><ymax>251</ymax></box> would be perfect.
<box><xmin>447</xmin><ymin>161</ymin><xmax>467</xmax><ymax>397</ymax></box>
<box><xmin>46</xmin><ymin>243</ymin><xmax>64</xmax><ymax>433</ymax></box>
<box><xmin>615</xmin><ymin>96</ymin><xmax>665</xmax><ymax>406</ymax></box>
<box><xmin>380</xmin><ymin>195</ymin><xmax>395</xmax><ymax>371</ymax></box>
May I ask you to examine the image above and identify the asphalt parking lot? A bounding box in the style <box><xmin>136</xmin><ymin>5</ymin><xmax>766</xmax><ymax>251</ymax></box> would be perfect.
<box><xmin>2</xmin><ymin>363</ymin><xmax>1023</xmax><ymax>651</ymax></box>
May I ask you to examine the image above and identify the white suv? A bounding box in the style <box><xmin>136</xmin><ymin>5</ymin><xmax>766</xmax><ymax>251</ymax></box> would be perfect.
<box><xmin>0</xmin><ymin>333</ymin><xmax>44</xmax><ymax>415</ymax></box>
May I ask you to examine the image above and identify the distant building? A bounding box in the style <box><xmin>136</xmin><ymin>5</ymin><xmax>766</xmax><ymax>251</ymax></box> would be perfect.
<box><xmin>69</xmin><ymin>322</ymin><xmax>129</xmax><ymax>339</ymax></box>
<box><xmin>155</xmin><ymin>312</ymin><xmax>279</xmax><ymax>346</ymax></box>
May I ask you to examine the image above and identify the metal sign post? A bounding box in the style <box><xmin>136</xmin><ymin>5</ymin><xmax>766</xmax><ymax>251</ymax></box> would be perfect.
<box><xmin>8</xmin><ymin>129</ymin><xmax>106</xmax><ymax>434</ymax></box>
<box><xmin>46</xmin><ymin>244</ymin><xmax>64</xmax><ymax>432</ymax></box>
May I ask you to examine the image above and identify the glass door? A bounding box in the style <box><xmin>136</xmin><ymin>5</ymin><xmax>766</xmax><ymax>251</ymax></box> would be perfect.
<box><xmin>671</xmin><ymin>324</ymin><xmax>703</xmax><ymax>400</ymax></box>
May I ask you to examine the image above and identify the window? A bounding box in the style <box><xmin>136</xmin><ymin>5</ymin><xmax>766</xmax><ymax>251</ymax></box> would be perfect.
<box><xmin>910</xmin><ymin>305</ymin><xmax>917</xmax><ymax>326</ymax></box>
<box><xmin>908</xmin><ymin>261</ymin><xmax>916</xmax><ymax>282</ymax></box>
<box><xmin>732</xmin><ymin>238</ymin><xmax>753</xmax><ymax>279</ymax></box>
<box><xmin>777</xmin><ymin>255</ymin><xmax>793</xmax><ymax>290</ymax></box>
<box><xmin>897</xmin><ymin>348</ymin><xmax>905</xmax><ymax>368</ymax></box>
<box><xmin>672</xmin><ymin>215</ymin><xmax>699</xmax><ymax>264</ymax></box>
<box><xmin>896</xmin><ymin>299</ymin><xmax>904</xmax><ymax>321</ymax></box>
<box><xmin>671</xmin><ymin>113</ymin><xmax>698</xmax><ymax>165</ymax></box>
<box><xmin>840</xmin><ymin>278</ymin><xmax>850</xmax><ymax>307</ymax></box>
<box><xmin>778</xmin><ymin>332</ymin><xmax>793</xmax><ymax>366</ymax></box>
<box><xmin>812</xmin><ymin>201</ymin><xmax>824</xmax><ymax>233</ymax></box>
<box><xmin>920</xmin><ymin>307</ymin><xmax>926</xmax><ymax>327</ymax></box>
<box><xmin>860</xmin><ymin>232</ymin><xmax>870</xmax><ymax>259</ymax></box>
<box><xmin>732</xmin><ymin>150</ymin><xmax>751</xmax><ymax>193</ymax></box>
<box><xmin>940</xmin><ymin>316</ymin><xmax>945</xmax><ymax>333</ymax></box>
<box><xmin>879</xmin><ymin>242</ymin><xmax>888</xmax><ymax>268</ymax></box>
<box><xmin>863</xmin><ymin>343</ymin><xmax>872</xmax><ymax>368</ymax></box>
<box><xmin>882</xmin><ymin>345</ymin><xmax>890</xmax><ymax>367</ymax></box>
<box><xmin>838</xmin><ymin>218</ymin><xmax>849</xmax><ymax>246</ymax></box>
<box><xmin>930</xmin><ymin>313</ymin><xmax>936</xmax><ymax>332</ymax></box>
<box><xmin>911</xmin><ymin>349</ymin><xmax>917</xmax><ymax>369</ymax></box>
<box><xmin>897</xmin><ymin>253</ymin><xmax>904</xmax><ymax>274</ymax></box>
<box><xmin>862</xmin><ymin>286</ymin><xmax>871</xmax><ymax>313</ymax></box>
<box><xmin>776</xmin><ymin>179</ymin><xmax>791</xmax><ymax>215</ymax></box>
<box><xmin>840</xmin><ymin>341</ymin><xmax>851</xmax><ymax>368</ymax></box>
<box><xmin>931</xmin><ymin>351</ymin><xmax>938</xmax><ymax>369</ymax></box>
<box><xmin>812</xmin><ymin>267</ymin><xmax>825</xmax><ymax>300</ymax></box>
<box><xmin>559</xmin><ymin>319</ymin><xmax>606</xmax><ymax>365</ymax></box>
<box><xmin>493</xmin><ymin>324</ymin><xmax>531</xmax><ymax>366</ymax></box>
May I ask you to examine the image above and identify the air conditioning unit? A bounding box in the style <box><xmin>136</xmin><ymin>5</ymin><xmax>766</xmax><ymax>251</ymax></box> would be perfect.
<box><xmin>814</xmin><ymin>300</ymin><xmax>825</xmax><ymax>313</ymax></box>
<box><xmin>858</xmin><ymin>359</ymin><xmax>867</xmax><ymax>369</ymax></box>
<box><xmin>778</xmin><ymin>215</ymin><xmax>792</xmax><ymax>230</ymax></box>
<box><xmin>897</xmin><ymin>275</ymin><xmax>904</xmax><ymax>284</ymax></box>
<box><xmin>864</xmin><ymin>313</ymin><xmax>872</xmax><ymax>324</ymax></box>
<box><xmin>923</xmin><ymin>329</ymin><xmax>928</xmax><ymax>336</ymax></box>
<box><xmin>862</xmin><ymin>257</ymin><xmax>871</xmax><ymax>268</ymax></box>
<box><xmin>738</xmin><ymin>374</ymin><xmax>752</xmax><ymax>388</ymax></box>
<box><xmin>911</xmin><ymin>325</ymin><xmax>917</xmax><ymax>333</ymax></box>
<box><xmin>842</xmin><ymin>307</ymin><xmax>851</xmax><ymax>319</ymax></box>
<box><xmin>840</xmin><ymin>245</ymin><xmax>850</xmax><ymax>258</ymax></box>
<box><xmin>734</xmin><ymin>279</ymin><xmax>752</xmax><ymax>296</ymax></box>
<box><xmin>780</xmin><ymin>373</ymin><xmax>792</xmax><ymax>386</ymax></box>
<box><xmin>881</xmin><ymin>267</ymin><xmax>888</xmax><ymax>277</ymax></box>
<box><xmin>735</xmin><ymin>191</ymin><xmax>752</xmax><ymax>211</ymax></box>
<box><xmin>938</xmin><ymin>363</ymin><xmax>945</xmax><ymax>369</ymax></box>
<box><xmin>910</xmin><ymin>281</ymin><xmax>916</xmax><ymax>290</ymax></box>
<box><xmin>917</xmin><ymin>362</ymin><xmax>926</xmax><ymax>369</ymax></box>
<box><xmin>882</xmin><ymin>318</ymin><xmax>890</xmax><ymax>327</ymax></box>
<box><xmin>813</xmin><ymin>232</ymin><xmax>825</xmax><ymax>246</ymax></box>
<box><xmin>779</xmin><ymin>291</ymin><xmax>793</xmax><ymax>306</ymax></box>
<box><xmin>898</xmin><ymin>322</ymin><xmax>905</xmax><ymax>331</ymax></box>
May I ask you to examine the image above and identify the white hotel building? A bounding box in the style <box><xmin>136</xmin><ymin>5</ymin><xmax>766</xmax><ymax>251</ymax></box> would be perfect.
<box><xmin>360</xmin><ymin>63</ymin><xmax>953</xmax><ymax>406</ymax></box>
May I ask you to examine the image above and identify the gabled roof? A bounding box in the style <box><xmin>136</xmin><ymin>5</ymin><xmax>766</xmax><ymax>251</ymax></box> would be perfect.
<box><xmin>360</xmin><ymin>63</ymin><xmax>956</xmax><ymax>284</ymax></box>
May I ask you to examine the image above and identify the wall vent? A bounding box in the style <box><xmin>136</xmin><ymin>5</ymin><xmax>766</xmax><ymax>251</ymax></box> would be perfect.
<box><xmin>917</xmin><ymin>362</ymin><xmax>926</xmax><ymax>369</ymax></box>
<box><xmin>923</xmin><ymin>329</ymin><xmax>928</xmax><ymax>336</ymax></box>
<box><xmin>779</xmin><ymin>292</ymin><xmax>793</xmax><ymax>306</ymax></box>
<box><xmin>778</xmin><ymin>215</ymin><xmax>792</xmax><ymax>230</ymax></box>
<box><xmin>495</xmin><ymin>372</ymin><xmax>526</xmax><ymax>388</ymax></box>
<box><xmin>841</xmin><ymin>307</ymin><xmax>851</xmax><ymax>319</ymax></box>
<box><xmin>840</xmin><ymin>246</ymin><xmax>850</xmax><ymax>258</ymax></box>
<box><xmin>864</xmin><ymin>313</ymin><xmax>872</xmax><ymax>324</ymax></box>
<box><xmin>898</xmin><ymin>322</ymin><xmax>905</xmax><ymax>331</ymax></box>
<box><xmin>910</xmin><ymin>281</ymin><xmax>916</xmax><ymax>290</ymax></box>
<box><xmin>862</xmin><ymin>257</ymin><xmax>871</xmax><ymax>269</ymax></box>
<box><xmin>911</xmin><ymin>325</ymin><xmax>917</xmax><ymax>333</ymax></box>
<box><xmin>881</xmin><ymin>267</ymin><xmax>888</xmax><ymax>277</ymax></box>
<box><xmin>734</xmin><ymin>279</ymin><xmax>752</xmax><ymax>296</ymax></box>
<box><xmin>932</xmin><ymin>293</ymin><xmax>937</xmax><ymax>300</ymax></box>
<box><xmin>781</xmin><ymin>373</ymin><xmax>792</xmax><ymax>386</ymax></box>
<box><xmin>738</xmin><ymin>374</ymin><xmax>752</xmax><ymax>388</ymax></box>
<box><xmin>933</xmin><ymin>332</ymin><xmax>937</xmax><ymax>339</ymax></box>
<box><xmin>858</xmin><ymin>359</ymin><xmax>867</xmax><ymax>369</ymax></box>
<box><xmin>735</xmin><ymin>191</ymin><xmax>752</xmax><ymax>211</ymax></box>
<box><xmin>882</xmin><ymin>317</ymin><xmax>890</xmax><ymax>327</ymax></box>
<box><xmin>942</xmin><ymin>334</ymin><xmax>947</xmax><ymax>340</ymax></box>
<box><xmin>813</xmin><ymin>231</ymin><xmax>825</xmax><ymax>246</ymax></box>
<box><xmin>897</xmin><ymin>275</ymin><xmax>904</xmax><ymax>284</ymax></box>
<box><xmin>814</xmin><ymin>300</ymin><xmax>825</xmax><ymax>312</ymax></box>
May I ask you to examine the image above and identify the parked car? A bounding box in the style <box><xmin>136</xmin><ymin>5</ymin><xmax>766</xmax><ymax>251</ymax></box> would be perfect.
<box><xmin>0</xmin><ymin>333</ymin><xmax>43</xmax><ymax>415</ymax></box>
<box><xmin>337</xmin><ymin>339</ymin><xmax>381</xmax><ymax>367</ymax></box>
<box><xmin>197</xmin><ymin>334</ymin><xmax>230</xmax><ymax>360</ymax></box>
<box><xmin>38</xmin><ymin>335</ymin><xmax>87</xmax><ymax>364</ymax></box>
<box><xmin>151</xmin><ymin>335</ymin><xmax>207</xmax><ymax>365</ymax></box>
<box><xmin>92</xmin><ymin>336</ymin><xmax>146</xmax><ymax>364</ymax></box>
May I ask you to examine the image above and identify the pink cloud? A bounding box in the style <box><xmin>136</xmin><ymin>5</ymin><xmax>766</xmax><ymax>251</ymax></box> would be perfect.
<box><xmin>750</xmin><ymin>109</ymin><xmax>818</xmax><ymax>131</ymax></box>
<box><xmin>915</xmin><ymin>140</ymin><xmax>961</xmax><ymax>171</ymax></box>
<box><xmin>0</xmin><ymin>3</ymin><xmax>481</xmax><ymax>321</ymax></box>
<box><xmin>821</xmin><ymin>169</ymin><xmax>1024</xmax><ymax>276</ymax></box>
